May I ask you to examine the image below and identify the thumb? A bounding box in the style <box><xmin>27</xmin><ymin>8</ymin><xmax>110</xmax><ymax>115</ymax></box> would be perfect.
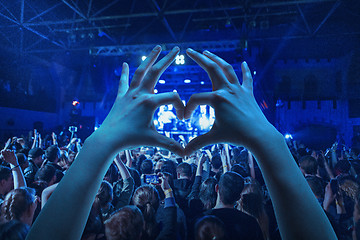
<box><xmin>185</xmin><ymin>129</ymin><xmax>218</xmax><ymax>156</ymax></box>
<box><xmin>150</xmin><ymin>132</ymin><xmax>184</xmax><ymax>158</ymax></box>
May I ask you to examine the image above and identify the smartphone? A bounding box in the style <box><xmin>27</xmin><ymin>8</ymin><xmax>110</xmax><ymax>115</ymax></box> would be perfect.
<box><xmin>145</xmin><ymin>174</ymin><xmax>160</xmax><ymax>184</ymax></box>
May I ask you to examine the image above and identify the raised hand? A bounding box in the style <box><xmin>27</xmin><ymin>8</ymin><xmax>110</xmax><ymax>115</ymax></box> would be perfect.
<box><xmin>1</xmin><ymin>149</ymin><xmax>19</xmax><ymax>166</ymax></box>
<box><xmin>27</xmin><ymin>46</ymin><xmax>184</xmax><ymax>240</ymax></box>
<box><xmin>184</xmin><ymin>49</ymin><xmax>276</xmax><ymax>155</ymax></box>
<box><xmin>96</xmin><ymin>45</ymin><xmax>184</xmax><ymax>157</ymax></box>
<box><xmin>184</xmin><ymin>49</ymin><xmax>337</xmax><ymax>240</ymax></box>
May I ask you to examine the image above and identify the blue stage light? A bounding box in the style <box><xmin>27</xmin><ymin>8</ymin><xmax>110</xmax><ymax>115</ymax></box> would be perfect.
<box><xmin>285</xmin><ymin>133</ymin><xmax>293</xmax><ymax>139</ymax></box>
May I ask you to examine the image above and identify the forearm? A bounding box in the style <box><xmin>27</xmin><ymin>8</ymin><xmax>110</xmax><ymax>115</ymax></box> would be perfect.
<box><xmin>125</xmin><ymin>150</ymin><xmax>132</xmax><ymax>168</ymax></box>
<box><xmin>115</xmin><ymin>177</ymin><xmax>135</xmax><ymax>209</ymax></box>
<box><xmin>11</xmin><ymin>164</ymin><xmax>26</xmax><ymax>188</ymax></box>
<box><xmin>324</xmin><ymin>160</ymin><xmax>335</xmax><ymax>179</ymax></box>
<box><xmin>31</xmin><ymin>139</ymin><xmax>37</xmax><ymax>149</ymax></box>
<box><xmin>188</xmin><ymin>175</ymin><xmax>202</xmax><ymax>200</ymax></box>
<box><xmin>244</xmin><ymin>126</ymin><xmax>337</xmax><ymax>240</ymax></box>
<box><xmin>196</xmin><ymin>163</ymin><xmax>203</xmax><ymax>177</ymax></box>
<box><xmin>76</xmin><ymin>142</ymin><xmax>81</xmax><ymax>152</ymax></box>
<box><xmin>157</xmin><ymin>190</ymin><xmax>177</xmax><ymax>240</ymax></box>
<box><xmin>331</xmin><ymin>151</ymin><xmax>337</xmax><ymax>167</ymax></box>
<box><xmin>248</xmin><ymin>152</ymin><xmax>256</xmax><ymax>179</ymax></box>
<box><xmin>27</xmin><ymin>131</ymin><xmax>119</xmax><ymax>240</ymax></box>
<box><xmin>114</xmin><ymin>157</ymin><xmax>131</xmax><ymax>180</ymax></box>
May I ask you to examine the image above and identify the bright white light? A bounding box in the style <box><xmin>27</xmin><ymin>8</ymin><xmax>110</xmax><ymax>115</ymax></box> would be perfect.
<box><xmin>182</xmin><ymin>100</ymin><xmax>186</xmax><ymax>106</ymax></box>
<box><xmin>200</xmin><ymin>81</ymin><xmax>205</xmax><ymax>85</ymax></box>
<box><xmin>285</xmin><ymin>134</ymin><xmax>293</xmax><ymax>139</ymax></box>
<box><xmin>94</xmin><ymin>126</ymin><xmax>98</xmax><ymax>131</ymax></box>
<box><xmin>184</xmin><ymin>79</ymin><xmax>191</xmax><ymax>84</ymax></box>
<box><xmin>199</xmin><ymin>116</ymin><xmax>211</xmax><ymax>130</ymax></box>
<box><xmin>175</xmin><ymin>55</ymin><xmax>185</xmax><ymax>65</ymax></box>
<box><xmin>154</xmin><ymin>89</ymin><xmax>158</xmax><ymax>93</ymax></box>
<box><xmin>253</xmin><ymin>71</ymin><xmax>257</xmax><ymax>75</ymax></box>
<box><xmin>142</xmin><ymin>56</ymin><xmax>147</xmax><ymax>61</ymax></box>
<box><xmin>159</xmin><ymin>80</ymin><xmax>166</xmax><ymax>84</ymax></box>
<box><xmin>173</xmin><ymin>89</ymin><xmax>177</xmax><ymax>93</ymax></box>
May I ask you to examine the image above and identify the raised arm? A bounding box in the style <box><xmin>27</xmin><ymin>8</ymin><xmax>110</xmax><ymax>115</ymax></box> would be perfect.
<box><xmin>124</xmin><ymin>150</ymin><xmax>133</xmax><ymax>168</ymax></box>
<box><xmin>248</xmin><ymin>150</ymin><xmax>256</xmax><ymax>179</ymax></box>
<box><xmin>1</xmin><ymin>149</ymin><xmax>26</xmax><ymax>189</ymax></box>
<box><xmin>27</xmin><ymin>46</ymin><xmax>184</xmax><ymax>240</ymax></box>
<box><xmin>184</xmin><ymin>49</ymin><xmax>337</xmax><ymax>240</ymax></box>
<box><xmin>52</xmin><ymin>132</ymin><xmax>58</xmax><ymax>146</ymax></box>
<box><xmin>188</xmin><ymin>153</ymin><xmax>207</xmax><ymax>200</ymax></box>
<box><xmin>220</xmin><ymin>147</ymin><xmax>229</xmax><ymax>173</ymax></box>
<box><xmin>31</xmin><ymin>130</ymin><xmax>38</xmax><ymax>149</ymax></box>
<box><xmin>114</xmin><ymin>154</ymin><xmax>134</xmax><ymax>208</ymax></box>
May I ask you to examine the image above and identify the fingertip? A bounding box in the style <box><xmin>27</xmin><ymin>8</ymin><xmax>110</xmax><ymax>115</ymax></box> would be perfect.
<box><xmin>241</xmin><ymin>61</ymin><xmax>249</xmax><ymax>71</ymax></box>
<box><xmin>122</xmin><ymin>62</ymin><xmax>129</xmax><ymax>74</ymax></box>
<box><xmin>203</xmin><ymin>50</ymin><xmax>211</xmax><ymax>56</ymax></box>
<box><xmin>186</xmin><ymin>48</ymin><xmax>195</xmax><ymax>55</ymax></box>
<box><xmin>153</xmin><ymin>45</ymin><xmax>161</xmax><ymax>51</ymax></box>
<box><xmin>173</xmin><ymin>46</ymin><xmax>180</xmax><ymax>52</ymax></box>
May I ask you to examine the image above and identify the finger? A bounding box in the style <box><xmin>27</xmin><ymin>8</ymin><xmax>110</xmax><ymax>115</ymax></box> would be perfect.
<box><xmin>153</xmin><ymin>92</ymin><xmax>184</xmax><ymax>120</ymax></box>
<box><xmin>141</xmin><ymin>46</ymin><xmax>180</xmax><ymax>91</ymax></box>
<box><xmin>150</xmin><ymin>132</ymin><xmax>184</xmax><ymax>157</ymax></box>
<box><xmin>184</xmin><ymin>130</ymin><xmax>218</xmax><ymax>156</ymax></box>
<box><xmin>130</xmin><ymin>45</ymin><xmax>162</xmax><ymax>89</ymax></box>
<box><xmin>186</xmin><ymin>48</ymin><xmax>229</xmax><ymax>90</ymax></box>
<box><xmin>203</xmin><ymin>50</ymin><xmax>240</xmax><ymax>85</ymax></box>
<box><xmin>117</xmin><ymin>62</ymin><xmax>129</xmax><ymax>96</ymax></box>
<box><xmin>241</xmin><ymin>61</ymin><xmax>253</xmax><ymax>90</ymax></box>
<box><xmin>184</xmin><ymin>92</ymin><xmax>214</xmax><ymax>120</ymax></box>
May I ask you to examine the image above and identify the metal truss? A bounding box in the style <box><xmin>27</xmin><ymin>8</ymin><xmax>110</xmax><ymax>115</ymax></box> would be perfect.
<box><xmin>89</xmin><ymin>40</ymin><xmax>244</xmax><ymax>56</ymax></box>
<box><xmin>0</xmin><ymin>0</ymin><xmax>349</xmax><ymax>54</ymax></box>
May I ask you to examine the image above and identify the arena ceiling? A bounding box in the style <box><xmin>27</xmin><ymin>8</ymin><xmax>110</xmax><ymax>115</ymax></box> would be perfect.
<box><xmin>0</xmin><ymin>0</ymin><xmax>359</xmax><ymax>56</ymax></box>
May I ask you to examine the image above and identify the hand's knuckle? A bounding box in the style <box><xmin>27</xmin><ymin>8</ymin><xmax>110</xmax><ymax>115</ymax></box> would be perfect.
<box><xmin>151</xmin><ymin>65</ymin><xmax>161</xmax><ymax>74</ymax></box>
<box><xmin>207</xmin><ymin>63</ymin><xmax>217</xmax><ymax>72</ymax></box>
<box><xmin>134</xmin><ymin>67</ymin><xmax>146</xmax><ymax>76</ymax></box>
<box><xmin>224</xmin><ymin>63</ymin><xmax>234</xmax><ymax>72</ymax></box>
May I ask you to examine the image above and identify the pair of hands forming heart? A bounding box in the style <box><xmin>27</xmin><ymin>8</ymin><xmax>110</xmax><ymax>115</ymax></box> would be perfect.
<box><xmin>98</xmin><ymin>45</ymin><xmax>274</xmax><ymax>157</ymax></box>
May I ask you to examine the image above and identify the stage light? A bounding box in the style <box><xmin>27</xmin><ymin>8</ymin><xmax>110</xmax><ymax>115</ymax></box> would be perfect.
<box><xmin>253</xmin><ymin>71</ymin><xmax>256</xmax><ymax>75</ymax></box>
<box><xmin>199</xmin><ymin>117</ymin><xmax>211</xmax><ymax>130</ymax></box>
<box><xmin>72</xmin><ymin>100</ymin><xmax>80</xmax><ymax>106</ymax></box>
<box><xmin>173</xmin><ymin>89</ymin><xmax>177</xmax><ymax>92</ymax></box>
<box><xmin>94</xmin><ymin>126</ymin><xmax>98</xmax><ymax>131</ymax></box>
<box><xmin>159</xmin><ymin>80</ymin><xmax>165</xmax><ymax>84</ymax></box>
<box><xmin>142</xmin><ymin>56</ymin><xmax>147</xmax><ymax>61</ymax></box>
<box><xmin>184</xmin><ymin>79</ymin><xmax>191</xmax><ymax>83</ymax></box>
<box><xmin>175</xmin><ymin>55</ymin><xmax>185</xmax><ymax>65</ymax></box>
<box><xmin>154</xmin><ymin>89</ymin><xmax>158</xmax><ymax>93</ymax></box>
<box><xmin>200</xmin><ymin>81</ymin><xmax>205</xmax><ymax>85</ymax></box>
<box><xmin>285</xmin><ymin>133</ymin><xmax>293</xmax><ymax>139</ymax></box>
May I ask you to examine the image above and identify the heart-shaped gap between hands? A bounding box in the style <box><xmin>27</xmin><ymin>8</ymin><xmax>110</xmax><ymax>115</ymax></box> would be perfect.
<box><xmin>154</xmin><ymin>103</ymin><xmax>214</xmax><ymax>147</ymax></box>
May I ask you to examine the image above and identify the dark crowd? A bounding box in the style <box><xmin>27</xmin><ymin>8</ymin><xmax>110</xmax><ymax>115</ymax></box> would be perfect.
<box><xmin>2</xmin><ymin>130</ymin><xmax>360</xmax><ymax>239</ymax></box>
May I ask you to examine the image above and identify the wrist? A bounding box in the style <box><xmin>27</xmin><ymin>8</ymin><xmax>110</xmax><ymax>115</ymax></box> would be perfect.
<box><xmin>86</xmin><ymin>128</ymin><xmax>124</xmax><ymax>157</ymax></box>
<box><xmin>164</xmin><ymin>188</ymin><xmax>174</xmax><ymax>198</ymax></box>
<box><xmin>11</xmin><ymin>164</ymin><xmax>20</xmax><ymax>170</ymax></box>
